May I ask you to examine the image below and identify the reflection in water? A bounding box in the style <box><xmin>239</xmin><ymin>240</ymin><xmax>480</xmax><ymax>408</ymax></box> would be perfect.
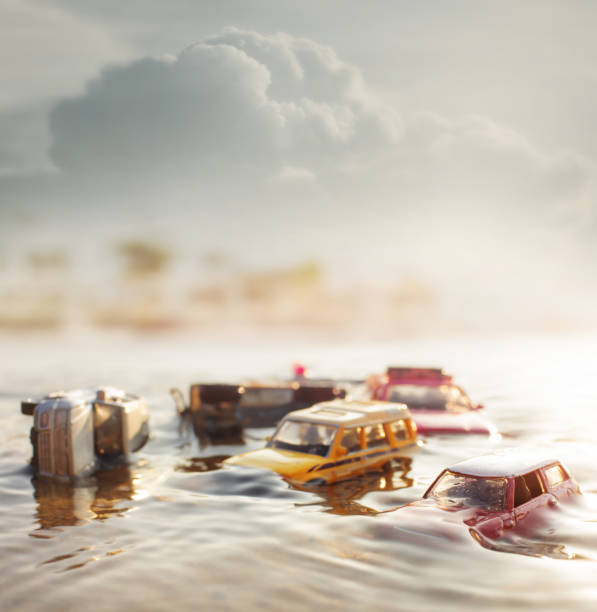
<box><xmin>178</xmin><ymin>409</ymin><xmax>245</xmax><ymax>448</ymax></box>
<box><xmin>175</xmin><ymin>455</ymin><xmax>230</xmax><ymax>473</ymax></box>
<box><xmin>32</xmin><ymin>465</ymin><xmax>138</xmax><ymax>531</ymax></box>
<box><xmin>297</xmin><ymin>458</ymin><xmax>414</xmax><ymax>516</ymax></box>
<box><xmin>471</xmin><ymin>528</ymin><xmax>576</xmax><ymax>559</ymax></box>
<box><xmin>173</xmin><ymin>455</ymin><xmax>413</xmax><ymax>513</ymax></box>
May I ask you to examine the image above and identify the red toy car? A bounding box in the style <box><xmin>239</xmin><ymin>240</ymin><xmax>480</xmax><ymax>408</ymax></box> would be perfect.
<box><xmin>370</xmin><ymin>367</ymin><xmax>496</xmax><ymax>435</ymax></box>
<box><xmin>391</xmin><ymin>450</ymin><xmax>581</xmax><ymax>546</ymax></box>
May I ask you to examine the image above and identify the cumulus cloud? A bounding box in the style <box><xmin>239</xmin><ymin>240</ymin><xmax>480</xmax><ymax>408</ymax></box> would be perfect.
<box><xmin>43</xmin><ymin>26</ymin><xmax>595</xmax><ymax>217</ymax></box>
<box><xmin>3</xmin><ymin>27</ymin><xmax>597</xmax><ymax>327</ymax></box>
<box><xmin>49</xmin><ymin>27</ymin><xmax>400</xmax><ymax>182</ymax></box>
<box><xmin>43</xmin><ymin>26</ymin><xmax>596</xmax><ymax>228</ymax></box>
<box><xmin>0</xmin><ymin>28</ymin><xmax>581</xmax><ymax>225</ymax></box>
<box><xmin>0</xmin><ymin>109</ymin><xmax>53</xmax><ymax>176</ymax></box>
<box><xmin>391</xmin><ymin>112</ymin><xmax>595</xmax><ymax>213</ymax></box>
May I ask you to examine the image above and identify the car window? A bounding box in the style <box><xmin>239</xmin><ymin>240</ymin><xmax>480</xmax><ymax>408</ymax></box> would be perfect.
<box><xmin>385</xmin><ymin>384</ymin><xmax>469</xmax><ymax>410</ymax></box>
<box><xmin>445</xmin><ymin>386</ymin><xmax>471</xmax><ymax>409</ymax></box>
<box><xmin>389</xmin><ymin>419</ymin><xmax>408</xmax><ymax>441</ymax></box>
<box><xmin>386</xmin><ymin>385</ymin><xmax>446</xmax><ymax>409</ymax></box>
<box><xmin>340</xmin><ymin>427</ymin><xmax>362</xmax><ymax>453</ymax></box>
<box><xmin>364</xmin><ymin>424</ymin><xmax>387</xmax><ymax>448</ymax></box>
<box><xmin>544</xmin><ymin>464</ymin><xmax>567</xmax><ymax>488</ymax></box>
<box><xmin>514</xmin><ymin>471</ymin><xmax>544</xmax><ymax>507</ymax></box>
<box><xmin>425</xmin><ymin>471</ymin><xmax>506</xmax><ymax>511</ymax></box>
<box><xmin>269</xmin><ymin>420</ymin><xmax>337</xmax><ymax>457</ymax></box>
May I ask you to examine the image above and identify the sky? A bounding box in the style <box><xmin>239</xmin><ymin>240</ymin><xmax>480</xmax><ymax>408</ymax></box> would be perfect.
<box><xmin>1</xmin><ymin>0</ymin><xmax>597</xmax><ymax>329</ymax></box>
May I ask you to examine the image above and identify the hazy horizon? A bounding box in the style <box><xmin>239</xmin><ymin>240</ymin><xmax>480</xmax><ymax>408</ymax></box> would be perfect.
<box><xmin>2</xmin><ymin>1</ymin><xmax>597</xmax><ymax>333</ymax></box>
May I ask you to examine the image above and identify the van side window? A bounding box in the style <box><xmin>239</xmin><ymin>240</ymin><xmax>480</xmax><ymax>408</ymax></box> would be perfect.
<box><xmin>364</xmin><ymin>424</ymin><xmax>387</xmax><ymax>448</ymax></box>
<box><xmin>340</xmin><ymin>427</ymin><xmax>362</xmax><ymax>453</ymax></box>
<box><xmin>514</xmin><ymin>471</ymin><xmax>544</xmax><ymax>507</ymax></box>
<box><xmin>389</xmin><ymin>419</ymin><xmax>408</xmax><ymax>441</ymax></box>
<box><xmin>544</xmin><ymin>464</ymin><xmax>567</xmax><ymax>488</ymax></box>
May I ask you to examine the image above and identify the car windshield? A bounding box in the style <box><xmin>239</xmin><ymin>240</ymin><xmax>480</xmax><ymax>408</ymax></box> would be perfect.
<box><xmin>268</xmin><ymin>420</ymin><xmax>337</xmax><ymax>457</ymax></box>
<box><xmin>386</xmin><ymin>384</ymin><xmax>469</xmax><ymax>411</ymax></box>
<box><xmin>424</xmin><ymin>471</ymin><xmax>507</xmax><ymax>511</ymax></box>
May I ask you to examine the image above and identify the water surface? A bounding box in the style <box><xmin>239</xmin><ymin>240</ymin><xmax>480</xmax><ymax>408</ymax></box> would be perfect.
<box><xmin>2</xmin><ymin>332</ymin><xmax>597</xmax><ymax>611</ymax></box>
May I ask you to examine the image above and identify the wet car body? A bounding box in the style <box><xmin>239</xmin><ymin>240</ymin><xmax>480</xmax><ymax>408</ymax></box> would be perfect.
<box><xmin>225</xmin><ymin>399</ymin><xmax>418</xmax><ymax>485</ymax></box>
<box><xmin>372</xmin><ymin>367</ymin><xmax>497</xmax><ymax>435</ymax></box>
<box><xmin>391</xmin><ymin>451</ymin><xmax>581</xmax><ymax>547</ymax></box>
<box><xmin>183</xmin><ymin>381</ymin><xmax>346</xmax><ymax>436</ymax></box>
<box><xmin>21</xmin><ymin>387</ymin><xmax>150</xmax><ymax>479</ymax></box>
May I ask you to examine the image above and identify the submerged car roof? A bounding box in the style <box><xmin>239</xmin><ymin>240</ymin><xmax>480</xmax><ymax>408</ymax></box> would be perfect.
<box><xmin>386</xmin><ymin>366</ymin><xmax>453</xmax><ymax>385</ymax></box>
<box><xmin>284</xmin><ymin>399</ymin><xmax>411</xmax><ymax>427</ymax></box>
<box><xmin>447</xmin><ymin>450</ymin><xmax>562</xmax><ymax>478</ymax></box>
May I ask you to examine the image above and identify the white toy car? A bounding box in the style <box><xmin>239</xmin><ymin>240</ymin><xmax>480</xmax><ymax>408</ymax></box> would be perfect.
<box><xmin>22</xmin><ymin>387</ymin><xmax>149</xmax><ymax>479</ymax></box>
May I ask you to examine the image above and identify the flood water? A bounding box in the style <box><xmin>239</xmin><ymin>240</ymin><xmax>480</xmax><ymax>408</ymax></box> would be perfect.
<box><xmin>2</xmin><ymin>331</ymin><xmax>597</xmax><ymax>611</ymax></box>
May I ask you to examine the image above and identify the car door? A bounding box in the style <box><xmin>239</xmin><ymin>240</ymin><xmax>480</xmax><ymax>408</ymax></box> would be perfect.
<box><xmin>388</xmin><ymin>418</ymin><xmax>411</xmax><ymax>446</ymax></box>
<box><xmin>363</xmin><ymin>423</ymin><xmax>393</xmax><ymax>470</ymax></box>
<box><xmin>322</xmin><ymin>426</ymin><xmax>365</xmax><ymax>482</ymax></box>
<box><xmin>512</xmin><ymin>470</ymin><xmax>552</xmax><ymax>532</ymax></box>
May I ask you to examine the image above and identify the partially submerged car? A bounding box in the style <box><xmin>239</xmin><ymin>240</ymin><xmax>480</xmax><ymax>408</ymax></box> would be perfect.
<box><xmin>371</xmin><ymin>367</ymin><xmax>496</xmax><ymax>435</ymax></box>
<box><xmin>172</xmin><ymin>381</ymin><xmax>346</xmax><ymax>439</ymax></box>
<box><xmin>224</xmin><ymin>399</ymin><xmax>418</xmax><ymax>485</ymax></box>
<box><xmin>391</xmin><ymin>450</ymin><xmax>581</xmax><ymax>545</ymax></box>
<box><xmin>21</xmin><ymin>387</ymin><xmax>150</xmax><ymax>479</ymax></box>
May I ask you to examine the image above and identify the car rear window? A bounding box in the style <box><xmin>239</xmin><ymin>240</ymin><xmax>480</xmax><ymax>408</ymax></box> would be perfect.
<box><xmin>364</xmin><ymin>424</ymin><xmax>387</xmax><ymax>448</ymax></box>
<box><xmin>389</xmin><ymin>419</ymin><xmax>408</xmax><ymax>441</ymax></box>
<box><xmin>544</xmin><ymin>464</ymin><xmax>567</xmax><ymax>488</ymax></box>
<box><xmin>340</xmin><ymin>427</ymin><xmax>363</xmax><ymax>453</ymax></box>
<box><xmin>514</xmin><ymin>471</ymin><xmax>545</xmax><ymax>507</ymax></box>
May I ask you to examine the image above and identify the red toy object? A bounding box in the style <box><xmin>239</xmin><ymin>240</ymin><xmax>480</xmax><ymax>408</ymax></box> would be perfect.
<box><xmin>371</xmin><ymin>366</ymin><xmax>496</xmax><ymax>435</ymax></box>
<box><xmin>391</xmin><ymin>450</ymin><xmax>581</xmax><ymax>544</ymax></box>
<box><xmin>292</xmin><ymin>363</ymin><xmax>308</xmax><ymax>379</ymax></box>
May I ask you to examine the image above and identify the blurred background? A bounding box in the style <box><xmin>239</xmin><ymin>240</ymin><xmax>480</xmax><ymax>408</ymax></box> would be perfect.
<box><xmin>2</xmin><ymin>1</ymin><xmax>597</xmax><ymax>339</ymax></box>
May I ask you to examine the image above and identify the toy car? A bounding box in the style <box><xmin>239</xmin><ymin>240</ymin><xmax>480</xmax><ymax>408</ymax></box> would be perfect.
<box><xmin>21</xmin><ymin>387</ymin><xmax>150</xmax><ymax>479</ymax></box>
<box><xmin>370</xmin><ymin>366</ymin><xmax>496</xmax><ymax>435</ymax></box>
<box><xmin>224</xmin><ymin>399</ymin><xmax>418</xmax><ymax>485</ymax></box>
<box><xmin>390</xmin><ymin>450</ymin><xmax>581</xmax><ymax>544</ymax></box>
<box><xmin>172</xmin><ymin>381</ymin><xmax>346</xmax><ymax>439</ymax></box>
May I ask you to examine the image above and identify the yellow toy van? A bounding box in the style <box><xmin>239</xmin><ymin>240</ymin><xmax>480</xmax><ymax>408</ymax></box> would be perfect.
<box><xmin>224</xmin><ymin>399</ymin><xmax>417</xmax><ymax>485</ymax></box>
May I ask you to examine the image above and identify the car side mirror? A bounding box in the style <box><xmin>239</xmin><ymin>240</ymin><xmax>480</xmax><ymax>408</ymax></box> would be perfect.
<box><xmin>265</xmin><ymin>435</ymin><xmax>271</xmax><ymax>442</ymax></box>
<box><xmin>336</xmin><ymin>445</ymin><xmax>348</xmax><ymax>457</ymax></box>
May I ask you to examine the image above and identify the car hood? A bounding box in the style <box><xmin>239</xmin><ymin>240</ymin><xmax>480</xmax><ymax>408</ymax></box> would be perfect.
<box><xmin>224</xmin><ymin>448</ymin><xmax>323</xmax><ymax>478</ymax></box>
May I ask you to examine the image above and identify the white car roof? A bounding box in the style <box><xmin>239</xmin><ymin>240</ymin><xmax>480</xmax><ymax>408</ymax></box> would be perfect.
<box><xmin>284</xmin><ymin>399</ymin><xmax>411</xmax><ymax>427</ymax></box>
<box><xmin>447</xmin><ymin>449</ymin><xmax>562</xmax><ymax>478</ymax></box>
